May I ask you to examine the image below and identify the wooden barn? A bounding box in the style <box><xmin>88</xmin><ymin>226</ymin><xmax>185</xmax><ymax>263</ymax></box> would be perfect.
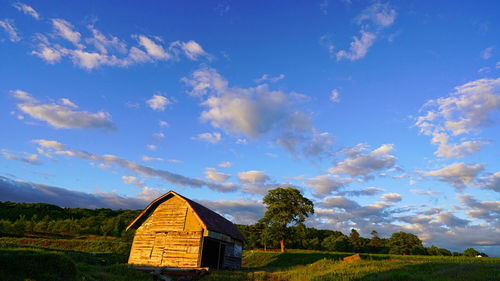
<box><xmin>126</xmin><ymin>191</ymin><xmax>245</xmax><ymax>269</ymax></box>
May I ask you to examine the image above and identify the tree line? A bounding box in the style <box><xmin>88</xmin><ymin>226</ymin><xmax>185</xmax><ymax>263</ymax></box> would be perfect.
<box><xmin>0</xmin><ymin>201</ymin><xmax>139</xmax><ymax>240</ymax></box>
<box><xmin>0</xmin><ymin>189</ymin><xmax>489</xmax><ymax>257</ymax></box>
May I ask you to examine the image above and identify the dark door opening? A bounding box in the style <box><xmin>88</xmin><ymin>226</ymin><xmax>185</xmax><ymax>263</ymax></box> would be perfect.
<box><xmin>200</xmin><ymin>238</ymin><xmax>225</xmax><ymax>269</ymax></box>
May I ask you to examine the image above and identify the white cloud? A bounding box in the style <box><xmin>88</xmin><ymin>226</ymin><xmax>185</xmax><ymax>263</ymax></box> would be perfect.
<box><xmin>334</xmin><ymin>2</ymin><xmax>395</xmax><ymax>61</ymax></box>
<box><xmin>86</xmin><ymin>25</ymin><xmax>126</xmax><ymax>54</ymax></box>
<box><xmin>32</xmin><ymin>140</ymin><xmax>240</xmax><ymax>193</ymax></box>
<box><xmin>237</xmin><ymin>170</ymin><xmax>270</xmax><ymax>184</ymax></box>
<box><xmin>146</xmin><ymin>144</ymin><xmax>156</xmax><ymax>150</ymax></box>
<box><xmin>10</xmin><ymin>90</ymin><xmax>114</xmax><ymax>130</ymax></box>
<box><xmin>481</xmin><ymin>47</ymin><xmax>493</xmax><ymax>60</ymax></box>
<box><xmin>136</xmin><ymin>35</ymin><xmax>170</xmax><ymax>60</ymax></box>
<box><xmin>336</xmin><ymin>30</ymin><xmax>376</xmax><ymax>61</ymax></box>
<box><xmin>141</xmin><ymin>155</ymin><xmax>163</xmax><ymax>162</ymax></box>
<box><xmin>183</xmin><ymin>67</ymin><xmax>329</xmax><ymax>156</ymax></box>
<box><xmin>32</xmin><ymin>139</ymin><xmax>65</xmax><ymax>150</ymax></box>
<box><xmin>381</xmin><ymin>192</ymin><xmax>402</xmax><ymax>202</ymax></box>
<box><xmin>1</xmin><ymin>150</ymin><xmax>40</xmax><ymax>165</ymax></box>
<box><xmin>167</xmin><ymin>159</ymin><xmax>183</xmax><ymax>164</ymax></box>
<box><xmin>204</xmin><ymin>168</ymin><xmax>231</xmax><ymax>182</ymax></box>
<box><xmin>0</xmin><ymin>19</ymin><xmax>21</xmax><ymax>42</ymax></box>
<box><xmin>159</xmin><ymin>120</ymin><xmax>169</xmax><ymax>127</ymax></box>
<box><xmin>330</xmin><ymin>89</ymin><xmax>340</xmax><ymax>102</ymax></box>
<box><xmin>121</xmin><ymin>176</ymin><xmax>144</xmax><ymax>188</ymax></box>
<box><xmin>52</xmin><ymin>18</ymin><xmax>81</xmax><ymax>46</ymax></box>
<box><xmin>425</xmin><ymin>162</ymin><xmax>483</xmax><ymax>190</ymax></box>
<box><xmin>24</xmin><ymin>18</ymin><xmax>205</xmax><ymax>70</ymax></box>
<box><xmin>415</xmin><ymin>77</ymin><xmax>500</xmax><ymax>158</ymax></box>
<box><xmin>320</xmin><ymin>196</ymin><xmax>360</xmax><ymax>211</ymax></box>
<box><xmin>306</xmin><ymin>174</ymin><xmax>350</xmax><ymax>197</ymax></box>
<box><xmin>146</xmin><ymin>94</ymin><xmax>171</xmax><ymax>111</ymax></box>
<box><xmin>256</xmin><ymin>74</ymin><xmax>285</xmax><ymax>83</ymax></box>
<box><xmin>12</xmin><ymin>2</ymin><xmax>40</xmax><ymax>20</ymax></box>
<box><xmin>329</xmin><ymin>144</ymin><xmax>396</xmax><ymax>178</ymax></box>
<box><xmin>356</xmin><ymin>2</ymin><xmax>397</xmax><ymax>27</ymax></box>
<box><xmin>218</xmin><ymin>161</ymin><xmax>232</xmax><ymax>168</ymax></box>
<box><xmin>31</xmin><ymin>39</ymin><xmax>62</xmax><ymax>64</ymax></box>
<box><xmin>192</xmin><ymin>132</ymin><xmax>221</xmax><ymax>144</ymax></box>
<box><xmin>170</xmin><ymin>40</ymin><xmax>207</xmax><ymax>60</ymax></box>
<box><xmin>59</xmin><ymin>98</ymin><xmax>78</xmax><ymax>108</ymax></box>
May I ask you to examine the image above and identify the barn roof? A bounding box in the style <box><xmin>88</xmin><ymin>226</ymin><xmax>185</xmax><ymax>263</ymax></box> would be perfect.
<box><xmin>126</xmin><ymin>191</ymin><xmax>246</xmax><ymax>242</ymax></box>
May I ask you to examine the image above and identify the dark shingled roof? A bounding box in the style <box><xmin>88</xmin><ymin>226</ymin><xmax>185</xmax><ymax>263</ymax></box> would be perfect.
<box><xmin>127</xmin><ymin>191</ymin><xmax>246</xmax><ymax>242</ymax></box>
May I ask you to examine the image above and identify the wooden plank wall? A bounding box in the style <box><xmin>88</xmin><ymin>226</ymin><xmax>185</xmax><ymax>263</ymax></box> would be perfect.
<box><xmin>162</xmin><ymin>231</ymin><xmax>203</xmax><ymax>268</ymax></box>
<box><xmin>128</xmin><ymin>195</ymin><xmax>204</xmax><ymax>267</ymax></box>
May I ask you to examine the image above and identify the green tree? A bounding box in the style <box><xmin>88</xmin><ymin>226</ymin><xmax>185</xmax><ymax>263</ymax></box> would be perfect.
<box><xmin>349</xmin><ymin>229</ymin><xmax>361</xmax><ymax>251</ymax></box>
<box><xmin>388</xmin><ymin>231</ymin><xmax>424</xmax><ymax>255</ymax></box>
<box><xmin>463</xmin><ymin>248</ymin><xmax>480</xmax><ymax>257</ymax></box>
<box><xmin>260</xmin><ymin>187</ymin><xmax>314</xmax><ymax>252</ymax></box>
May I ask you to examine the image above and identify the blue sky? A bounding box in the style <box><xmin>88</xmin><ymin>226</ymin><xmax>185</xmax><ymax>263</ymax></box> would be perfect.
<box><xmin>1</xmin><ymin>0</ymin><xmax>499</xmax><ymax>255</ymax></box>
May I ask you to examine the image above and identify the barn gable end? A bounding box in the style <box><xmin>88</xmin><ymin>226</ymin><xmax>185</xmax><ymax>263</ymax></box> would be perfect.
<box><xmin>127</xmin><ymin>191</ymin><xmax>244</xmax><ymax>269</ymax></box>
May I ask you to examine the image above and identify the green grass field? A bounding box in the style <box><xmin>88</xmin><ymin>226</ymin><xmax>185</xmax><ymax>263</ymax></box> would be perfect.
<box><xmin>1</xmin><ymin>237</ymin><xmax>499</xmax><ymax>281</ymax></box>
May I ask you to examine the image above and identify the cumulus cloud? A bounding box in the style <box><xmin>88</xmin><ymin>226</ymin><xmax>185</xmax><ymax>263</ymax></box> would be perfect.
<box><xmin>192</xmin><ymin>132</ymin><xmax>221</xmax><ymax>144</ymax></box>
<box><xmin>13</xmin><ymin>2</ymin><xmax>40</xmax><ymax>20</ymax></box>
<box><xmin>329</xmin><ymin>144</ymin><xmax>396</xmax><ymax>178</ymax></box>
<box><xmin>0</xmin><ymin>176</ymin><xmax>148</xmax><ymax>209</ymax></box>
<box><xmin>425</xmin><ymin>162</ymin><xmax>483</xmax><ymax>190</ymax></box>
<box><xmin>183</xmin><ymin>67</ymin><xmax>332</xmax><ymax>156</ymax></box>
<box><xmin>0</xmin><ymin>19</ymin><xmax>21</xmax><ymax>42</ymax></box>
<box><xmin>415</xmin><ymin>77</ymin><xmax>500</xmax><ymax>158</ymax></box>
<box><xmin>121</xmin><ymin>176</ymin><xmax>144</xmax><ymax>188</ymax></box>
<box><xmin>237</xmin><ymin>170</ymin><xmax>270</xmax><ymax>184</ymax></box>
<box><xmin>32</xmin><ymin>140</ymin><xmax>239</xmax><ymax>193</ymax></box>
<box><xmin>10</xmin><ymin>90</ymin><xmax>114</xmax><ymax>130</ymax></box>
<box><xmin>306</xmin><ymin>174</ymin><xmax>350</xmax><ymax>197</ymax></box>
<box><xmin>204</xmin><ymin>168</ymin><xmax>231</xmax><ymax>182</ymax></box>
<box><xmin>381</xmin><ymin>192</ymin><xmax>402</xmax><ymax>202</ymax></box>
<box><xmin>146</xmin><ymin>94</ymin><xmax>171</xmax><ymax>111</ymax></box>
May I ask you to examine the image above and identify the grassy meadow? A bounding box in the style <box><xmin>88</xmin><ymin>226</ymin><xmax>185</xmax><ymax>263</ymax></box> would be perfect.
<box><xmin>1</xmin><ymin>237</ymin><xmax>499</xmax><ymax>281</ymax></box>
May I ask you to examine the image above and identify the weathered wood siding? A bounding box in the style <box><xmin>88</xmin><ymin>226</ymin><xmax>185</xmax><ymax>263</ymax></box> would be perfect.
<box><xmin>222</xmin><ymin>241</ymin><xmax>242</xmax><ymax>269</ymax></box>
<box><xmin>128</xmin><ymin>195</ymin><xmax>204</xmax><ymax>266</ymax></box>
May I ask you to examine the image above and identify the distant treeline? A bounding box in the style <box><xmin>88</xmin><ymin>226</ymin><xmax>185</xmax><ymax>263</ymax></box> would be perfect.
<box><xmin>237</xmin><ymin>223</ymin><xmax>488</xmax><ymax>257</ymax></box>
<box><xmin>0</xmin><ymin>201</ymin><xmax>140</xmax><ymax>240</ymax></box>
<box><xmin>0</xmin><ymin>201</ymin><xmax>487</xmax><ymax>257</ymax></box>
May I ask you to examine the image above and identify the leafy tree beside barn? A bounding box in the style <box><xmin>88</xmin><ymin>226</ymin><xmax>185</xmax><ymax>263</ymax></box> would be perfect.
<box><xmin>260</xmin><ymin>187</ymin><xmax>314</xmax><ymax>252</ymax></box>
